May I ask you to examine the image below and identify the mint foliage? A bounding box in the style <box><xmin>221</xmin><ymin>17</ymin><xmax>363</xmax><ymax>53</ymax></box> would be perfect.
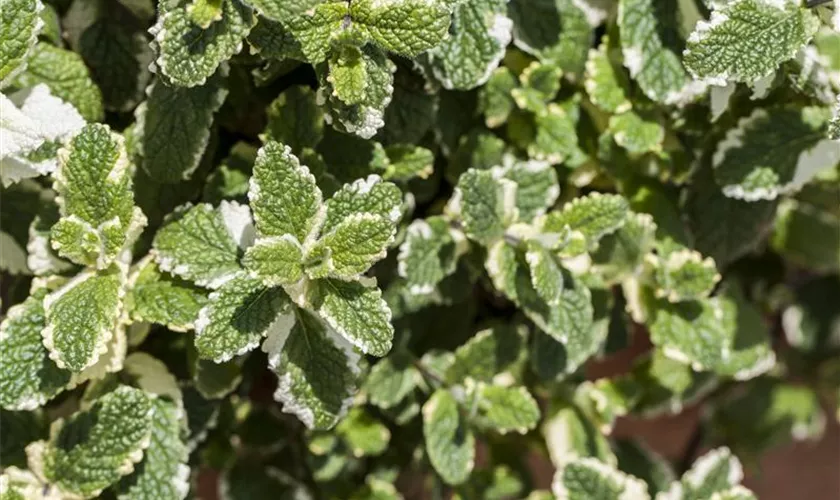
<box><xmin>1</xmin><ymin>0</ymin><xmax>838</xmax><ymax>498</ymax></box>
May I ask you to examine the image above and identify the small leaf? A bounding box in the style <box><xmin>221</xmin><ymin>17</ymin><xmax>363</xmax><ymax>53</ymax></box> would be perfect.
<box><xmin>364</xmin><ymin>350</ymin><xmax>418</xmax><ymax>409</ymax></box>
<box><xmin>0</xmin><ymin>0</ymin><xmax>43</xmax><ymax>87</ymax></box>
<box><xmin>479</xmin><ymin>68</ymin><xmax>518</xmax><ymax>128</ymax></box>
<box><xmin>243</xmin><ymin>235</ymin><xmax>305</xmax><ymax>286</ymax></box>
<box><xmin>323</xmin><ymin>174</ymin><xmax>402</xmax><ymax>234</ymax></box>
<box><xmin>250</xmin><ymin>142</ymin><xmax>323</xmax><ymax>242</ymax></box>
<box><xmin>500</xmin><ymin>159</ymin><xmax>560</xmax><ymax>223</ymax></box>
<box><xmin>125</xmin><ymin>257</ymin><xmax>209</xmax><ymax>331</ymax></box>
<box><xmin>455</xmin><ymin>168</ymin><xmax>517</xmax><ymax>244</ymax></box>
<box><xmin>526</xmin><ymin>242</ymin><xmax>564</xmax><ymax>305</ymax></box>
<box><xmin>262</xmin><ymin>308</ymin><xmax>361</xmax><ymax>429</ymax></box>
<box><xmin>649</xmin><ymin>248</ymin><xmax>720</xmax><ymax>303</ymax></box>
<box><xmin>397</xmin><ymin>216</ymin><xmax>461</xmax><ymax>295</ymax></box>
<box><xmin>39</xmin><ymin>386</ymin><xmax>153</xmax><ymax>498</ymax></box>
<box><xmin>382</xmin><ymin>144</ymin><xmax>434</xmax><ymax>181</ymax></box>
<box><xmin>328</xmin><ymin>44</ymin><xmax>368</xmax><ymax>106</ymax></box>
<box><xmin>153</xmin><ymin>202</ymin><xmax>250</xmax><ymax>289</ymax></box>
<box><xmin>476</xmin><ymin>383</ymin><xmax>540</xmax><ymax>434</ymax></box>
<box><xmin>349</xmin><ymin>0</ymin><xmax>452</xmax><ymax>57</ymax></box>
<box><xmin>508</xmin><ymin>0</ymin><xmax>593</xmax><ymax>76</ymax></box>
<box><xmin>151</xmin><ymin>0</ymin><xmax>255</xmax><ymax>87</ymax></box>
<box><xmin>336</xmin><ymin>407</ymin><xmax>390</xmax><ymax>457</ymax></box>
<box><xmin>43</xmin><ymin>268</ymin><xmax>124</xmax><ymax>372</ymax></box>
<box><xmin>541</xmin><ymin>193</ymin><xmax>629</xmax><ymax>249</ymax></box>
<box><xmin>585</xmin><ymin>37</ymin><xmax>632</xmax><ymax>114</ymax></box>
<box><xmin>447</xmin><ymin>324</ymin><xmax>524</xmax><ymax>383</ymax></box>
<box><xmin>261</xmin><ymin>85</ymin><xmax>324</xmax><ymax>154</ymax></box>
<box><xmin>552</xmin><ymin>457</ymin><xmax>649</xmax><ymax>499</ymax></box>
<box><xmin>310</xmin><ymin>213</ymin><xmax>394</xmax><ymax>279</ymax></box>
<box><xmin>423</xmin><ymin>389</ymin><xmax>475</xmax><ymax>485</ymax></box>
<box><xmin>661</xmin><ymin>447</ymin><xmax>745</xmax><ymax>500</ymax></box>
<box><xmin>684</xmin><ymin>0</ymin><xmax>820</xmax><ymax>85</ymax></box>
<box><xmin>426</xmin><ymin>0</ymin><xmax>512</xmax><ymax>90</ymax></box>
<box><xmin>528</xmin><ymin>104</ymin><xmax>579</xmax><ymax>164</ymax></box>
<box><xmin>135</xmin><ymin>71</ymin><xmax>228</xmax><ymax>183</ymax></box>
<box><xmin>314</xmin><ymin>278</ymin><xmax>394</xmax><ymax>357</ymax></box>
<box><xmin>194</xmin><ymin>272</ymin><xmax>290</xmax><ymax>362</ymax></box>
<box><xmin>609</xmin><ymin>112</ymin><xmax>664</xmax><ymax>155</ymax></box>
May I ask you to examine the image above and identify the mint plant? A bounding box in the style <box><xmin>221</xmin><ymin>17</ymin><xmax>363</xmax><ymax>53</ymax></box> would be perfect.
<box><xmin>1</xmin><ymin>0</ymin><xmax>839</xmax><ymax>498</ymax></box>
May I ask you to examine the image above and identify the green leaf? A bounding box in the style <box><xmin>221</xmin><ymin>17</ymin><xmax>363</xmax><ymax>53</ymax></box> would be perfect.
<box><xmin>398</xmin><ymin>216</ymin><xmax>462</xmax><ymax>295</ymax></box>
<box><xmin>12</xmin><ymin>42</ymin><xmax>104</xmax><ymax>121</ymax></box>
<box><xmin>423</xmin><ymin>389</ymin><xmax>475</xmax><ymax>485</ymax></box>
<box><xmin>650</xmin><ymin>291</ymin><xmax>775</xmax><ymax>380</ymax></box>
<box><xmin>43</xmin><ymin>268</ymin><xmax>124</xmax><ymax>373</ymax></box>
<box><xmin>712</xmin><ymin>107</ymin><xmax>840</xmax><ymax>201</ymax></box>
<box><xmin>649</xmin><ymin>247</ymin><xmax>720</xmax><ymax>302</ymax></box>
<box><xmin>614</xmin><ymin>441</ymin><xmax>675</xmax><ymax>497</ymax></box>
<box><xmin>455</xmin><ymin>168</ymin><xmax>517</xmax><ymax>244</ymax></box>
<box><xmin>585</xmin><ymin>37</ymin><xmax>632</xmax><ymax>114</ymax></box>
<box><xmin>261</xmin><ymin>85</ymin><xmax>324</xmax><ymax>154</ymax></box>
<box><xmin>194</xmin><ymin>272</ymin><xmax>290</xmax><ymax>362</ymax></box>
<box><xmin>323</xmin><ymin>174</ymin><xmax>402</xmax><ymax>234</ymax></box>
<box><xmin>126</xmin><ymin>257</ymin><xmax>209</xmax><ymax>331</ymax></box>
<box><xmin>364</xmin><ymin>350</ymin><xmax>418</xmax><ymax>409</ymax></box>
<box><xmin>314</xmin><ymin>278</ymin><xmax>394</xmax><ymax>357</ymax></box>
<box><xmin>78</xmin><ymin>16</ymin><xmax>153</xmax><ymax>112</ymax></box>
<box><xmin>541</xmin><ymin>193</ymin><xmax>629</xmax><ymax>249</ymax></box>
<box><xmin>349</xmin><ymin>0</ymin><xmax>452</xmax><ymax>57</ymax></box>
<box><xmin>684</xmin><ymin>0</ymin><xmax>820</xmax><ymax>85</ymax></box>
<box><xmin>609</xmin><ymin>112</ymin><xmax>664</xmax><ymax>155</ymax></box>
<box><xmin>475</xmin><ymin>383</ymin><xmax>540</xmax><ymax>434</ymax></box>
<box><xmin>243</xmin><ymin>235</ymin><xmax>305</xmax><ymax>286</ymax></box>
<box><xmin>336</xmin><ymin>407</ymin><xmax>390</xmax><ymax>457</ymax></box>
<box><xmin>319</xmin><ymin>46</ymin><xmax>396</xmax><ymax>139</ymax></box>
<box><xmin>39</xmin><ymin>386</ymin><xmax>153</xmax><ymax>498</ymax></box>
<box><xmin>310</xmin><ymin>213</ymin><xmax>394</xmax><ymax>279</ymax></box>
<box><xmin>0</xmin><ymin>0</ymin><xmax>43</xmax><ymax>87</ymax></box>
<box><xmin>772</xmin><ymin>197</ymin><xmax>840</xmax><ymax>273</ymax></box>
<box><xmin>0</xmin><ymin>288</ymin><xmax>70</xmax><ymax>410</ymax></box>
<box><xmin>241</xmin><ymin>0</ymin><xmax>321</xmax><ymax>22</ymax></box>
<box><xmin>508</xmin><ymin>0</ymin><xmax>594</xmax><ymax>76</ymax></box>
<box><xmin>382</xmin><ymin>144</ymin><xmax>434</xmax><ymax>181</ymax></box>
<box><xmin>591</xmin><ymin>212</ymin><xmax>657</xmax><ymax>283</ymax></box>
<box><xmin>135</xmin><ymin>71</ymin><xmax>228</xmax><ymax>183</ymax></box>
<box><xmin>187</xmin><ymin>0</ymin><xmax>223</xmax><ymax>28</ymax></box>
<box><xmin>526</xmin><ymin>242</ymin><xmax>564</xmax><ymax>305</ymax></box>
<box><xmin>446</xmin><ymin>324</ymin><xmax>524</xmax><ymax>383</ymax></box>
<box><xmin>426</xmin><ymin>0</ymin><xmax>512</xmax><ymax>90</ymax></box>
<box><xmin>660</xmin><ymin>447</ymin><xmax>745</xmax><ymax>500</ymax></box>
<box><xmin>115</xmin><ymin>398</ymin><xmax>189</xmax><ymax>500</ymax></box>
<box><xmin>282</xmin><ymin>2</ymin><xmax>348</xmax><ymax>63</ymax></box>
<box><xmin>500</xmin><ymin>159</ymin><xmax>560</xmax><ymax>223</ymax></box>
<box><xmin>447</xmin><ymin>128</ymin><xmax>506</xmax><ymax>183</ymax></box>
<box><xmin>250</xmin><ymin>141</ymin><xmax>323</xmax><ymax>242</ymax></box>
<box><xmin>328</xmin><ymin>44</ymin><xmax>368</xmax><ymax>106</ymax></box>
<box><xmin>479</xmin><ymin>68</ymin><xmax>518</xmax><ymax>128</ymax></box>
<box><xmin>193</xmin><ymin>357</ymin><xmax>242</xmax><ymax>399</ymax></box>
<box><xmin>618</xmin><ymin>0</ymin><xmax>701</xmax><ymax>105</ymax></box>
<box><xmin>552</xmin><ymin>458</ymin><xmax>649</xmax><ymax>499</ymax></box>
<box><xmin>151</xmin><ymin>0</ymin><xmax>255</xmax><ymax>87</ymax></box>
<box><xmin>153</xmin><ymin>202</ymin><xmax>250</xmax><ymax>289</ymax></box>
<box><xmin>262</xmin><ymin>307</ymin><xmax>361</xmax><ymax>429</ymax></box>
<box><xmin>528</xmin><ymin>104</ymin><xmax>579</xmax><ymax>164</ymax></box>
<box><xmin>52</xmin><ymin>123</ymin><xmax>145</xmax><ymax>268</ymax></box>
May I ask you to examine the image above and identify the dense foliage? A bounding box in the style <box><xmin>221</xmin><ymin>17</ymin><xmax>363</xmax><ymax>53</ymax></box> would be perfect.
<box><xmin>1</xmin><ymin>0</ymin><xmax>839</xmax><ymax>498</ymax></box>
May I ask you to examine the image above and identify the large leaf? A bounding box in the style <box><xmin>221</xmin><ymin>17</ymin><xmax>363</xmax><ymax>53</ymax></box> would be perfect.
<box><xmin>551</xmin><ymin>458</ymin><xmax>649</xmax><ymax>499</ymax></box>
<box><xmin>0</xmin><ymin>0</ymin><xmax>43</xmax><ymax>87</ymax></box>
<box><xmin>422</xmin><ymin>389</ymin><xmax>475</xmax><ymax>485</ymax></box>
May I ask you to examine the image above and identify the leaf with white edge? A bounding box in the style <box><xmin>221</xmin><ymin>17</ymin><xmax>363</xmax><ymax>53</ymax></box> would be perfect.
<box><xmin>382</xmin><ymin>144</ymin><xmax>434</xmax><ymax>181</ymax></box>
<box><xmin>186</xmin><ymin>0</ymin><xmax>223</xmax><ymax>28</ymax></box>
<box><xmin>319</xmin><ymin>45</ymin><xmax>396</xmax><ymax>139</ymax></box>
<box><xmin>541</xmin><ymin>401</ymin><xmax>615</xmax><ymax>468</ymax></box>
<box><xmin>455</xmin><ymin>168</ymin><xmax>517</xmax><ymax>244</ymax></box>
<box><xmin>52</xmin><ymin>123</ymin><xmax>144</xmax><ymax>268</ymax></box>
<box><xmin>712</xmin><ymin>107</ymin><xmax>840</xmax><ymax>201</ymax></box>
<box><xmin>500</xmin><ymin>159</ymin><xmax>560</xmax><ymax>222</ymax></box>
<box><xmin>282</xmin><ymin>2</ymin><xmax>348</xmax><ymax>63</ymax></box>
<box><xmin>526</xmin><ymin>242</ymin><xmax>564</xmax><ymax>305</ymax></box>
<box><xmin>541</xmin><ymin>193</ymin><xmax>629</xmax><ymax>249</ymax></box>
<box><xmin>528</xmin><ymin>104</ymin><xmax>579</xmax><ymax>165</ymax></box>
<box><xmin>618</xmin><ymin>0</ymin><xmax>702</xmax><ymax>106</ymax></box>
<box><xmin>241</xmin><ymin>0</ymin><xmax>322</xmax><ymax>21</ymax></box>
<box><xmin>314</xmin><ymin>278</ymin><xmax>394</xmax><ymax>357</ymax></box>
<box><xmin>519</xmin><ymin>61</ymin><xmax>562</xmax><ymax>102</ymax></box>
<box><xmin>585</xmin><ymin>38</ymin><xmax>632</xmax><ymax>114</ymax></box>
<box><xmin>423</xmin><ymin>389</ymin><xmax>475</xmax><ymax>486</ymax></box>
<box><xmin>397</xmin><ymin>216</ymin><xmax>461</xmax><ymax>295</ymax></box>
<box><xmin>153</xmin><ymin>202</ymin><xmax>249</xmax><ymax>289</ymax></box>
<box><xmin>609</xmin><ymin>112</ymin><xmax>664</xmax><ymax>155</ymax></box>
<box><xmin>0</xmin><ymin>0</ymin><xmax>43</xmax><ymax>87</ymax></box>
<box><xmin>649</xmin><ymin>248</ymin><xmax>720</xmax><ymax>303</ymax></box>
<box><xmin>475</xmin><ymin>383</ymin><xmax>540</xmax><ymax>434</ymax></box>
<box><xmin>447</xmin><ymin>324</ymin><xmax>524</xmax><ymax>383</ymax></box>
<box><xmin>38</xmin><ymin>386</ymin><xmax>153</xmax><ymax>499</ymax></box>
<box><xmin>12</xmin><ymin>42</ymin><xmax>103</xmax><ymax>121</ymax></box>
<box><xmin>613</xmin><ymin>441</ymin><xmax>675</xmax><ymax>497</ymax></box>
<box><xmin>42</xmin><ymin>268</ymin><xmax>123</xmax><ymax>373</ymax></box>
<box><xmin>243</xmin><ymin>235</ymin><xmax>305</xmax><ymax>286</ymax></box>
<box><xmin>336</xmin><ymin>407</ymin><xmax>390</xmax><ymax>457</ymax></box>
<box><xmin>328</xmin><ymin>45</ymin><xmax>368</xmax><ymax>106</ymax></box>
<box><xmin>552</xmin><ymin>457</ymin><xmax>649</xmax><ymax>500</ymax></box>
<box><xmin>683</xmin><ymin>0</ymin><xmax>820</xmax><ymax>85</ymax></box>
<box><xmin>262</xmin><ymin>307</ymin><xmax>361</xmax><ymax>429</ymax></box>
<box><xmin>310</xmin><ymin>213</ymin><xmax>394</xmax><ymax>279</ymax></box>
<box><xmin>122</xmin><ymin>352</ymin><xmax>182</xmax><ymax>403</ymax></box>
<box><xmin>710</xmin><ymin>486</ymin><xmax>758</xmax><ymax>500</ymax></box>
<box><xmin>250</xmin><ymin>141</ymin><xmax>323</xmax><ymax>242</ymax></box>
<box><xmin>591</xmin><ymin>212</ymin><xmax>657</xmax><ymax>283</ymax></box>
<box><xmin>150</xmin><ymin>0</ymin><xmax>255</xmax><ymax>87</ymax></box>
<box><xmin>650</xmin><ymin>291</ymin><xmax>775</xmax><ymax>380</ymax></box>
<box><xmin>508</xmin><ymin>0</ymin><xmax>594</xmax><ymax>76</ymax></box>
<box><xmin>323</xmin><ymin>175</ymin><xmax>402</xmax><ymax>235</ymax></box>
<box><xmin>135</xmin><ymin>71</ymin><xmax>228</xmax><ymax>183</ymax></box>
<box><xmin>349</xmin><ymin>0</ymin><xmax>452</xmax><ymax>58</ymax></box>
<box><xmin>115</xmin><ymin>398</ymin><xmax>189</xmax><ymax>500</ymax></box>
<box><xmin>658</xmin><ymin>447</ymin><xmax>744</xmax><ymax>500</ymax></box>
<box><xmin>479</xmin><ymin>67</ymin><xmax>518</xmax><ymax>128</ymax></box>
<box><xmin>364</xmin><ymin>350</ymin><xmax>418</xmax><ymax>409</ymax></box>
<box><xmin>0</xmin><ymin>288</ymin><xmax>70</xmax><ymax>411</ymax></box>
<box><xmin>261</xmin><ymin>85</ymin><xmax>324</xmax><ymax>154</ymax></box>
<box><xmin>194</xmin><ymin>272</ymin><xmax>290</xmax><ymax>362</ymax></box>
<box><xmin>426</xmin><ymin>0</ymin><xmax>512</xmax><ymax>90</ymax></box>
<box><xmin>126</xmin><ymin>257</ymin><xmax>209</xmax><ymax>332</ymax></box>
